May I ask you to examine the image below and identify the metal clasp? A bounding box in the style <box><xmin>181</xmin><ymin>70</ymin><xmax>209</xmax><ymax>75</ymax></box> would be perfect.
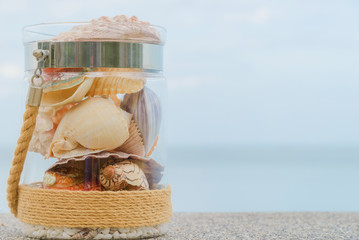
<box><xmin>26</xmin><ymin>50</ymin><xmax>49</xmax><ymax>106</ymax></box>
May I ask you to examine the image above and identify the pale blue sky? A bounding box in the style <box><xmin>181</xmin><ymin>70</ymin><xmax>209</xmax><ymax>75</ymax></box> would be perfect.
<box><xmin>1</xmin><ymin>0</ymin><xmax>359</xmax><ymax>147</ymax></box>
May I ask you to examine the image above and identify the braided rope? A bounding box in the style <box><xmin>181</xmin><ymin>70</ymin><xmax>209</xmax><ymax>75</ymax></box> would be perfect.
<box><xmin>18</xmin><ymin>185</ymin><xmax>172</xmax><ymax>228</ymax></box>
<box><xmin>6</xmin><ymin>103</ymin><xmax>172</xmax><ymax>227</ymax></box>
<box><xmin>7</xmin><ymin>105</ymin><xmax>39</xmax><ymax>216</ymax></box>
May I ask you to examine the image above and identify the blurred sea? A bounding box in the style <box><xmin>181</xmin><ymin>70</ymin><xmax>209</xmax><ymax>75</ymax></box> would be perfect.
<box><xmin>1</xmin><ymin>145</ymin><xmax>359</xmax><ymax>212</ymax></box>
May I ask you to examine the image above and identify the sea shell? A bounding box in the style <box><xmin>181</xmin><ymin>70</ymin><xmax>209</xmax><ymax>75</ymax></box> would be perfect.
<box><xmin>47</xmin><ymin>97</ymin><xmax>130</xmax><ymax>158</ymax></box>
<box><xmin>100</xmin><ymin>159</ymin><xmax>149</xmax><ymax>191</ymax></box>
<box><xmin>87</xmin><ymin>68</ymin><xmax>145</xmax><ymax>96</ymax></box>
<box><xmin>146</xmin><ymin>136</ymin><xmax>158</xmax><ymax>157</ymax></box>
<box><xmin>116</xmin><ymin>120</ymin><xmax>146</xmax><ymax>156</ymax></box>
<box><xmin>41</xmin><ymin>76</ymin><xmax>94</xmax><ymax>107</ymax></box>
<box><xmin>29</xmin><ymin>112</ymin><xmax>55</xmax><ymax>156</ymax></box>
<box><xmin>43</xmin><ymin>165</ymin><xmax>84</xmax><ymax>190</ymax></box>
<box><xmin>72</xmin><ymin>228</ymin><xmax>98</xmax><ymax>239</ymax></box>
<box><xmin>29</xmin><ymin>104</ymin><xmax>75</xmax><ymax>156</ymax></box>
<box><xmin>49</xmin><ymin>151</ymin><xmax>164</xmax><ymax>188</ymax></box>
<box><xmin>120</xmin><ymin>87</ymin><xmax>162</xmax><ymax>154</ymax></box>
<box><xmin>51</xmin><ymin>103</ymin><xmax>76</xmax><ymax>126</ymax></box>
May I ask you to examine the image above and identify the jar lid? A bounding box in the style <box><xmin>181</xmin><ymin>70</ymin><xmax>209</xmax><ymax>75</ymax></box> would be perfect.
<box><xmin>25</xmin><ymin>41</ymin><xmax>163</xmax><ymax>71</ymax></box>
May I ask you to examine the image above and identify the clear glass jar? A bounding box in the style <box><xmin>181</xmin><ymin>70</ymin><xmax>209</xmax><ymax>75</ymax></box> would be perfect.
<box><xmin>17</xmin><ymin>18</ymin><xmax>169</xmax><ymax>239</ymax></box>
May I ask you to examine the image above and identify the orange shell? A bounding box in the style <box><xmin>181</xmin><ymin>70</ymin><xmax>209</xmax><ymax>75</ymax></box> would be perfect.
<box><xmin>87</xmin><ymin>68</ymin><xmax>145</xmax><ymax>96</ymax></box>
<box><xmin>146</xmin><ymin>136</ymin><xmax>159</xmax><ymax>157</ymax></box>
<box><xmin>43</xmin><ymin>167</ymin><xmax>84</xmax><ymax>190</ymax></box>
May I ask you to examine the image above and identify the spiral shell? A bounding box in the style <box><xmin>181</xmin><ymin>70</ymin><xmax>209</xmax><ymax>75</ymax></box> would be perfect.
<box><xmin>100</xmin><ymin>159</ymin><xmax>149</xmax><ymax>191</ymax></box>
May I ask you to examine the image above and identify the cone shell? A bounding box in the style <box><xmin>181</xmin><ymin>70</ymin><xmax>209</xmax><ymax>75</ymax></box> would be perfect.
<box><xmin>100</xmin><ymin>159</ymin><xmax>149</xmax><ymax>191</ymax></box>
<box><xmin>49</xmin><ymin>151</ymin><xmax>164</xmax><ymax>188</ymax></box>
<box><xmin>120</xmin><ymin>87</ymin><xmax>162</xmax><ymax>154</ymax></box>
<box><xmin>87</xmin><ymin>68</ymin><xmax>145</xmax><ymax>96</ymax></box>
<box><xmin>41</xmin><ymin>76</ymin><xmax>94</xmax><ymax>107</ymax></box>
<box><xmin>47</xmin><ymin>97</ymin><xmax>130</xmax><ymax>158</ymax></box>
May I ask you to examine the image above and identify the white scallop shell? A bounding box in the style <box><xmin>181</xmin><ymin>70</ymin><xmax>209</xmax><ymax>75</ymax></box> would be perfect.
<box><xmin>47</xmin><ymin>97</ymin><xmax>129</xmax><ymax>158</ymax></box>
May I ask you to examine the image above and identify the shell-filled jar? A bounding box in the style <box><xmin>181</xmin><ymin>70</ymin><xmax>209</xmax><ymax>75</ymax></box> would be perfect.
<box><xmin>6</xmin><ymin>16</ymin><xmax>171</xmax><ymax>239</ymax></box>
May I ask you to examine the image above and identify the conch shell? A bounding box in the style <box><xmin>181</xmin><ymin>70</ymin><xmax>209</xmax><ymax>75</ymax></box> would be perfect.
<box><xmin>120</xmin><ymin>87</ymin><xmax>162</xmax><ymax>154</ymax></box>
<box><xmin>49</xmin><ymin>151</ymin><xmax>163</xmax><ymax>188</ymax></box>
<box><xmin>87</xmin><ymin>68</ymin><xmax>145</xmax><ymax>96</ymax></box>
<box><xmin>47</xmin><ymin>97</ymin><xmax>130</xmax><ymax>158</ymax></box>
<box><xmin>100</xmin><ymin>159</ymin><xmax>149</xmax><ymax>191</ymax></box>
<box><xmin>41</xmin><ymin>76</ymin><xmax>94</xmax><ymax>107</ymax></box>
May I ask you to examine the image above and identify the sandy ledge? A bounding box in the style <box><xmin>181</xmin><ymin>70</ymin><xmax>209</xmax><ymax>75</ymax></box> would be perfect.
<box><xmin>1</xmin><ymin>212</ymin><xmax>359</xmax><ymax>239</ymax></box>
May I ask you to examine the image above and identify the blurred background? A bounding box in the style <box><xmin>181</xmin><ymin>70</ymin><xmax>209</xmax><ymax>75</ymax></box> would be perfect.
<box><xmin>1</xmin><ymin>0</ymin><xmax>359</xmax><ymax>212</ymax></box>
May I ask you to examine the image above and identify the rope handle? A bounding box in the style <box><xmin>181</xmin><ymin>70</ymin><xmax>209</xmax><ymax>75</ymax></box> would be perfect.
<box><xmin>7</xmin><ymin>105</ymin><xmax>39</xmax><ymax>216</ymax></box>
<box><xmin>6</xmin><ymin>50</ymin><xmax>47</xmax><ymax>216</ymax></box>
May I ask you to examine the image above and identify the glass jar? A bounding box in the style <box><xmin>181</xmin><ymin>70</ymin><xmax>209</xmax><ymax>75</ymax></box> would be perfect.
<box><xmin>10</xmin><ymin>17</ymin><xmax>171</xmax><ymax>239</ymax></box>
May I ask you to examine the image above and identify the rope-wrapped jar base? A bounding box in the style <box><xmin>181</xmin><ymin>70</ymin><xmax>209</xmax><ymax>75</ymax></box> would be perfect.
<box><xmin>22</xmin><ymin>222</ymin><xmax>169</xmax><ymax>239</ymax></box>
<box><xmin>17</xmin><ymin>184</ymin><xmax>172</xmax><ymax>228</ymax></box>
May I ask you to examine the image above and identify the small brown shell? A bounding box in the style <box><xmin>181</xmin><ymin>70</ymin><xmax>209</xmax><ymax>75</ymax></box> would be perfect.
<box><xmin>100</xmin><ymin>159</ymin><xmax>149</xmax><ymax>191</ymax></box>
<box><xmin>72</xmin><ymin>228</ymin><xmax>98</xmax><ymax>239</ymax></box>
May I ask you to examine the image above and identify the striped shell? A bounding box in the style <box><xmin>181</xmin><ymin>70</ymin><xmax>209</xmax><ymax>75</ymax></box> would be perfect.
<box><xmin>47</xmin><ymin>97</ymin><xmax>129</xmax><ymax>158</ymax></box>
<box><xmin>116</xmin><ymin>120</ymin><xmax>145</xmax><ymax>156</ymax></box>
<box><xmin>87</xmin><ymin>68</ymin><xmax>145</xmax><ymax>96</ymax></box>
<box><xmin>100</xmin><ymin>159</ymin><xmax>149</xmax><ymax>191</ymax></box>
<box><xmin>120</xmin><ymin>87</ymin><xmax>162</xmax><ymax>155</ymax></box>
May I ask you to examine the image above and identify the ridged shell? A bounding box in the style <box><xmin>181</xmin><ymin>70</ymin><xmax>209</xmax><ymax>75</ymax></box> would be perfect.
<box><xmin>120</xmin><ymin>87</ymin><xmax>162</xmax><ymax>154</ymax></box>
<box><xmin>116</xmin><ymin>120</ymin><xmax>145</xmax><ymax>156</ymax></box>
<box><xmin>49</xmin><ymin>151</ymin><xmax>164</xmax><ymax>188</ymax></box>
<box><xmin>47</xmin><ymin>97</ymin><xmax>129</xmax><ymax>158</ymax></box>
<box><xmin>100</xmin><ymin>159</ymin><xmax>149</xmax><ymax>191</ymax></box>
<box><xmin>41</xmin><ymin>76</ymin><xmax>94</xmax><ymax>107</ymax></box>
<box><xmin>87</xmin><ymin>68</ymin><xmax>145</xmax><ymax>96</ymax></box>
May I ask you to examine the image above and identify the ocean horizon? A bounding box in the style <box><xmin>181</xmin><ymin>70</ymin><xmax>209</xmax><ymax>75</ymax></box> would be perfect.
<box><xmin>1</xmin><ymin>144</ymin><xmax>359</xmax><ymax>213</ymax></box>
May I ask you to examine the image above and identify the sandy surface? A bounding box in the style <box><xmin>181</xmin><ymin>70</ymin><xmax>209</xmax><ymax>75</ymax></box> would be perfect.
<box><xmin>1</xmin><ymin>212</ymin><xmax>359</xmax><ymax>239</ymax></box>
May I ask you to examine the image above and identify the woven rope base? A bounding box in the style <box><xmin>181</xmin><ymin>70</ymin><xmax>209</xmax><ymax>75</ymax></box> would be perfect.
<box><xmin>17</xmin><ymin>184</ymin><xmax>172</xmax><ymax>228</ymax></box>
